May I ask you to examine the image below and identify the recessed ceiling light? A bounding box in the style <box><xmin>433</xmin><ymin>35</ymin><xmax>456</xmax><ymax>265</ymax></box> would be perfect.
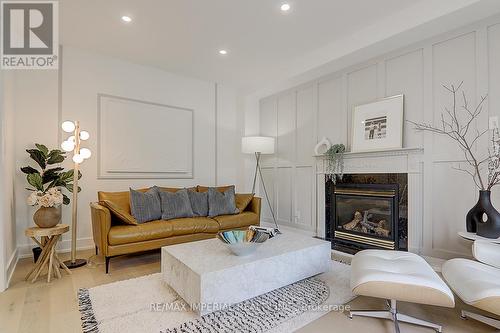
<box><xmin>121</xmin><ymin>15</ymin><xmax>132</xmax><ymax>23</ymax></box>
<box><xmin>218</xmin><ymin>49</ymin><xmax>228</xmax><ymax>55</ymax></box>
<box><xmin>280</xmin><ymin>3</ymin><xmax>291</xmax><ymax>12</ymax></box>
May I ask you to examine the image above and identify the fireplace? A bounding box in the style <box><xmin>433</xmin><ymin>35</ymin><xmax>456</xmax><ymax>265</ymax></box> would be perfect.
<box><xmin>325</xmin><ymin>173</ymin><xmax>408</xmax><ymax>253</ymax></box>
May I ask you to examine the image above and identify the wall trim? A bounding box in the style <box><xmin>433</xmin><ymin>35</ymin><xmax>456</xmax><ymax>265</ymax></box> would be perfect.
<box><xmin>6</xmin><ymin>248</ymin><xmax>18</xmax><ymax>288</ymax></box>
<box><xmin>17</xmin><ymin>237</ymin><xmax>94</xmax><ymax>259</ymax></box>
<box><xmin>96</xmin><ymin>93</ymin><xmax>195</xmax><ymax>179</ymax></box>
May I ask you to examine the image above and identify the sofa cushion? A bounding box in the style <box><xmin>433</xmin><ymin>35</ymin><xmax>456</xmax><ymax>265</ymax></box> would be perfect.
<box><xmin>214</xmin><ymin>212</ymin><xmax>259</xmax><ymax>230</ymax></box>
<box><xmin>187</xmin><ymin>190</ymin><xmax>209</xmax><ymax>216</ymax></box>
<box><xmin>235</xmin><ymin>193</ymin><xmax>254</xmax><ymax>212</ymax></box>
<box><xmin>157</xmin><ymin>186</ymin><xmax>197</xmax><ymax>193</ymax></box>
<box><xmin>108</xmin><ymin>217</ymin><xmax>219</xmax><ymax>245</ymax></box>
<box><xmin>197</xmin><ymin>185</ymin><xmax>233</xmax><ymax>193</ymax></box>
<box><xmin>169</xmin><ymin>217</ymin><xmax>220</xmax><ymax>236</ymax></box>
<box><xmin>208</xmin><ymin>186</ymin><xmax>239</xmax><ymax>217</ymax></box>
<box><xmin>98</xmin><ymin>188</ymin><xmax>149</xmax><ymax>215</ymax></box>
<box><xmin>100</xmin><ymin>200</ymin><xmax>138</xmax><ymax>225</ymax></box>
<box><xmin>108</xmin><ymin>219</ymin><xmax>174</xmax><ymax>245</ymax></box>
<box><xmin>129</xmin><ymin>187</ymin><xmax>162</xmax><ymax>223</ymax></box>
<box><xmin>159</xmin><ymin>189</ymin><xmax>194</xmax><ymax>220</ymax></box>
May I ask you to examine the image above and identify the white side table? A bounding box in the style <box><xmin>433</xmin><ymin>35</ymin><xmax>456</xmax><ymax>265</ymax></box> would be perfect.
<box><xmin>458</xmin><ymin>231</ymin><xmax>500</xmax><ymax>244</ymax></box>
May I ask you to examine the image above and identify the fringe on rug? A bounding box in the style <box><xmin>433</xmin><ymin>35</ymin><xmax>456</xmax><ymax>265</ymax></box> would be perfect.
<box><xmin>78</xmin><ymin>288</ymin><xmax>99</xmax><ymax>333</ymax></box>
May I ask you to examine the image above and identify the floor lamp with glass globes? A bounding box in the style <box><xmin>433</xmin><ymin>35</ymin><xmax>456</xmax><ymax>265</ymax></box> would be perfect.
<box><xmin>242</xmin><ymin>136</ymin><xmax>280</xmax><ymax>233</ymax></box>
<box><xmin>61</xmin><ymin>120</ymin><xmax>91</xmax><ymax>269</ymax></box>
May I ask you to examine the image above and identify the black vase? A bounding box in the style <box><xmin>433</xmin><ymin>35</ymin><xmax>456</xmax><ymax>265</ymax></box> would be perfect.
<box><xmin>466</xmin><ymin>190</ymin><xmax>500</xmax><ymax>238</ymax></box>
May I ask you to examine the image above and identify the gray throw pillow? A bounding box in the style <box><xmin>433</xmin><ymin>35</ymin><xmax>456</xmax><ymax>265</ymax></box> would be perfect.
<box><xmin>208</xmin><ymin>186</ymin><xmax>239</xmax><ymax>217</ymax></box>
<box><xmin>129</xmin><ymin>187</ymin><xmax>162</xmax><ymax>223</ymax></box>
<box><xmin>187</xmin><ymin>190</ymin><xmax>208</xmax><ymax>217</ymax></box>
<box><xmin>159</xmin><ymin>188</ymin><xmax>194</xmax><ymax>220</ymax></box>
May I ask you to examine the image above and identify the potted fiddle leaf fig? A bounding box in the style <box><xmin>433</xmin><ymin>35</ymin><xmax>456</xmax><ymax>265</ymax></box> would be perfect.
<box><xmin>21</xmin><ymin>144</ymin><xmax>81</xmax><ymax>228</ymax></box>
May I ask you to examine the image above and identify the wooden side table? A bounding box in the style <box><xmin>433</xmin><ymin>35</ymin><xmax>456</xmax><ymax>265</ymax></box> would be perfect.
<box><xmin>25</xmin><ymin>224</ymin><xmax>71</xmax><ymax>283</ymax></box>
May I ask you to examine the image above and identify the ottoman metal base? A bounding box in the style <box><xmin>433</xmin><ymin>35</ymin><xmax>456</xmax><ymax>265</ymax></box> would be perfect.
<box><xmin>461</xmin><ymin>310</ymin><xmax>500</xmax><ymax>329</ymax></box>
<box><xmin>349</xmin><ymin>300</ymin><xmax>442</xmax><ymax>333</ymax></box>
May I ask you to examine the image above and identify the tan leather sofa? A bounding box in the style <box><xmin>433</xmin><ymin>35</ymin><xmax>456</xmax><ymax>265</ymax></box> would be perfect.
<box><xmin>90</xmin><ymin>186</ymin><xmax>261</xmax><ymax>273</ymax></box>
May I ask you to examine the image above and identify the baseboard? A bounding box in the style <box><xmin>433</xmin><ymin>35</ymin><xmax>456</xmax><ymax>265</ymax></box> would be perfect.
<box><xmin>6</xmin><ymin>248</ymin><xmax>19</xmax><ymax>288</ymax></box>
<box><xmin>260</xmin><ymin>220</ymin><xmax>316</xmax><ymax>236</ymax></box>
<box><xmin>17</xmin><ymin>237</ymin><xmax>95</xmax><ymax>259</ymax></box>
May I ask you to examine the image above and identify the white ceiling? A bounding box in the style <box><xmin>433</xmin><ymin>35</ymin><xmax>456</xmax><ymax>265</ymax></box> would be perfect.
<box><xmin>60</xmin><ymin>0</ymin><xmax>498</xmax><ymax>93</ymax></box>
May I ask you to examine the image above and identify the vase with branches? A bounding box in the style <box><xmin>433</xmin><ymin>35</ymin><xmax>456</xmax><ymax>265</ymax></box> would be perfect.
<box><xmin>408</xmin><ymin>82</ymin><xmax>500</xmax><ymax>238</ymax></box>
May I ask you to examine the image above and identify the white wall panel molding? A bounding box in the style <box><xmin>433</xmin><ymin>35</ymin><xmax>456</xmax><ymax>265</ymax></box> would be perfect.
<box><xmin>98</xmin><ymin>94</ymin><xmax>194</xmax><ymax>179</ymax></box>
<box><xmin>259</xmin><ymin>16</ymin><xmax>500</xmax><ymax>258</ymax></box>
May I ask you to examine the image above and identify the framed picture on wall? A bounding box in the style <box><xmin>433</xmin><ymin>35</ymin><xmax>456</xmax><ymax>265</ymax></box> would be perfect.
<box><xmin>351</xmin><ymin>94</ymin><xmax>404</xmax><ymax>152</ymax></box>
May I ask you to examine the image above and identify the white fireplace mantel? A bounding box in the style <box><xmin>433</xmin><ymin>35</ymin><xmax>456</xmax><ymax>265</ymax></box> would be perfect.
<box><xmin>315</xmin><ymin>147</ymin><xmax>424</xmax><ymax>175</ymax></box>
<box><xmin>315</xmin><ymin>147</ymin><xmax>424</xmax><ymax>254</ymax></box>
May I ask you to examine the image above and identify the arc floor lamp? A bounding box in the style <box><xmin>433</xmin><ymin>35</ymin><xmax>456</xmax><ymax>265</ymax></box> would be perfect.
<box><xmin>61</xmin><ymin>120</ymin><xmax>91</xmax><ymax>268</ymax></box>
<box><xmin>242</xmin><ymin>136</ymin><xmax>280</xmax><ymax>233</ymax></box>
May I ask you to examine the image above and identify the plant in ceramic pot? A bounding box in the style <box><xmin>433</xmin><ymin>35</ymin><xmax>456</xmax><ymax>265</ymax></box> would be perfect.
<box><xmin>408</xmin><ymin>82</ymin><xmax>500</xmax><ymax>238</ymax></box>
<box><xmin>21</xmin><ymin>144</ymin><xmax>81</xmax><ymax>228</ymax></box>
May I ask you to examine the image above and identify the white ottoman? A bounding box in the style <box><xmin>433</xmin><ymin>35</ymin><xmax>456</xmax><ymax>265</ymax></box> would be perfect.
<box><xmin>349</xmin><ymin>250</ymin><xmax>455</xmax><ymax>333</ymax></box>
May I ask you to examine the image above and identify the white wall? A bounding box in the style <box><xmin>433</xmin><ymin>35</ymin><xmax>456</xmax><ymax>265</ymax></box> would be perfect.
<box><xmin>257</xmin><ymin>14</ymin><xmax>500</xmax><ymax>259</ymax></box>
<box><xmin>0</xmin><ymin>70</ymin><xmax>18</xmax><ymax>290</ymax></box>
<box><xmin>13</xmin><ymin>46</ymin><xmax>243</xmax><ymax>257</ymax></box>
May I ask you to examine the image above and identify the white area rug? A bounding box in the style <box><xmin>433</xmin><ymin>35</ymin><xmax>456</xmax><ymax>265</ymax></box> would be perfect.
<box><xmin>78</xmin><ymin>261</ymin><xmax>354</xmax><ymax>333</ymax></box>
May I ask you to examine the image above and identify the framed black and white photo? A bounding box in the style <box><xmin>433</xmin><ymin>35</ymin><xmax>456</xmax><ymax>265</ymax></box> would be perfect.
<box><xmin>351</xmin><ymin>95</ymin><xmax>404</xmax><ymax>152</ymax></box>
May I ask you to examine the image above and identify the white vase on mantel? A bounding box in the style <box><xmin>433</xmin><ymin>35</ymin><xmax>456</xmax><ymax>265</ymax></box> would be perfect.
<box><xmin>314</xmin><ymin>137</ymin><xmax>331</xmax><ymax>156</ymax></box>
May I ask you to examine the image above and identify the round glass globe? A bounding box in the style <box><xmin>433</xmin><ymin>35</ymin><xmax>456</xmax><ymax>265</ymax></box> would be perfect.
<box><xmin>80</xmin><ymin>131</ymin><xmax>90</xmax><ymax>141</ymax></box>
<box><xmin>62</xmin><ymin>121</ymin><xmax>75</xmax><ymax>133</ymax></box>
<box><xmin>67</xmin><ymin>135</ymin><xmax>75</xmax><ymax>143</ymax></box>
<box><xmin>80</xmin><ymin>148</ymin><xmax>91</xmax><ymax>159</ymax></box>
<box><xmin>61</xmin><ymin>140</ymin><xmax>75</xmax><ymax>152</ymax></box>
<box><xmin>72</xmin><ymin>154</ymin><xmax>84</xmax><ymax>164</ymax></box>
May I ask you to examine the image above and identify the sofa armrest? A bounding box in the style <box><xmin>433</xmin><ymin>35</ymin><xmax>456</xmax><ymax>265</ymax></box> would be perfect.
<box><xmin>247</xmin><ymin>196</ymin><xmax>261</xmax><ymax>218</ymax></box>
<box><xmin>473</xmin><ymin>240</ymin><xmax>500</xmax><ymax>269</ymax></box>
<box><xmin>90</xmin><ymin>202</ymin><xmax>112</xmax><ymax>256</ymax></box>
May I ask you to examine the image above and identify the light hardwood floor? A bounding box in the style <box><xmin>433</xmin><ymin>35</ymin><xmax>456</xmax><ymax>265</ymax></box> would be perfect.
<box><xmin>0</xmin><ymin>249</ymin><xmax>495</xmax><ymax>333</ymax></box>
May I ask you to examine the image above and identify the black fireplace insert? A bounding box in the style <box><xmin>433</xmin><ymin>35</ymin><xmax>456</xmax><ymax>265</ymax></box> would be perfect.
<box><xmin>325</xmin><ymin>173</ymin><xmax>408</xmax><ymax>253</ymax></box>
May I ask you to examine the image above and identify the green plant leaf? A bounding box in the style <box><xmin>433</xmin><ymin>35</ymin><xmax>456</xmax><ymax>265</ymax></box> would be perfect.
<box><xmin>56</xmin><ymin>170</ymin><xmax>73</xmax><ymax>183</ymax></box>
<box><xmin>62</xmin><ymin>194</ymin><xmax>70</xmax><ymax>205</ymax></box>
<box><xmin>35</xmin><ymin>144</ymin><xmax>49</xmax><ymax>157</ymax></box>
<box><xmin>27</xmin><ymin>173</ymin><xmax>43</xmax><ymax>191</ymax></box>
<box><xmin>48</xmin><ymin>149</ymin><xmax>65</xmax><ymax>157</ymax></box>
<box><xmin>26</xmin><ymin>149</ymin><xmax>46</xmax><ymax>170</ymax></box>
<box><xmin>20</xmin><ymin>166</ymin><xmax>39</xmax><ymax>175</ymax></box>
<box><xmin>42</xmin><ymin>167</ymin><xmax>64</xmax><ymax>184</ymax></box>
<box><xmin>65</xmin><ymin>184</ymin><xmax>81</xmax><ymax>193</ymax></box>
<box><xmin>47</xmin><ymin>153</ymin><xmax>65</xmax><ymax>165</ymax></box>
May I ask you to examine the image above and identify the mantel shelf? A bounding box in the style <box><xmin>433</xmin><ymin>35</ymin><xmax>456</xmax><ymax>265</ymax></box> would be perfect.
<box><xmin>314</xmin><ymin>147</ymin><xmax>423</xmax><ymax>159</ymax></box>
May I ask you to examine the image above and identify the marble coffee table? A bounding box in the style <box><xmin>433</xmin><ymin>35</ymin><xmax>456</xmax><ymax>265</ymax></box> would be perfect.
<box><xmin>161</xmin><ymin>231</ymin><xmax>331</xmax><ymax>315</ymax></box>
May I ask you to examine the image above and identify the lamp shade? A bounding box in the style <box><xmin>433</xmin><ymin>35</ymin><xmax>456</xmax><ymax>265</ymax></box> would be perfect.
<box><xmin>242</xmin><ymin>136</ymin><xmax>275</xmax><ymax>154</ymax></box>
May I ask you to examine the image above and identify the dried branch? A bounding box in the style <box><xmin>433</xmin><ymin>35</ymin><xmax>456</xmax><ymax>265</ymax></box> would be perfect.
<box><xmin>407</xmin><ymin>83</ymin><xmax>493</xmax><ymax>190</ymax></box>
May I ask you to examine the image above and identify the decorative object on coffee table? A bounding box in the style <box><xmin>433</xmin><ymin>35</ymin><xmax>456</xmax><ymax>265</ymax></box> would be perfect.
<box><xmin>241</xmin><ymin>136</ymin><xmax>280</xmax><ymax>233</ymax></box>
<box><xmin>61</xmin><ymin>120</ymin><xmax>92</xmax><ymax>268</ymax></box>
<box><xmin>217</xmin><ymin>228</ymin><xmax>269</xmax><ymax>256</ymax></box>
<box><xmin>351</xmin><ymin>94</ymin><xmax>404</xmax><ymax>152</ymax></box>
<box><xmin>25</xmin><ymin>224</ymin><xmax>71</xmax><ymax>283</ymax></box>
<box><xmin>409</xmin><ymin>82</ymin><xmax>500</xmax><ymax>238</ymax></box>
